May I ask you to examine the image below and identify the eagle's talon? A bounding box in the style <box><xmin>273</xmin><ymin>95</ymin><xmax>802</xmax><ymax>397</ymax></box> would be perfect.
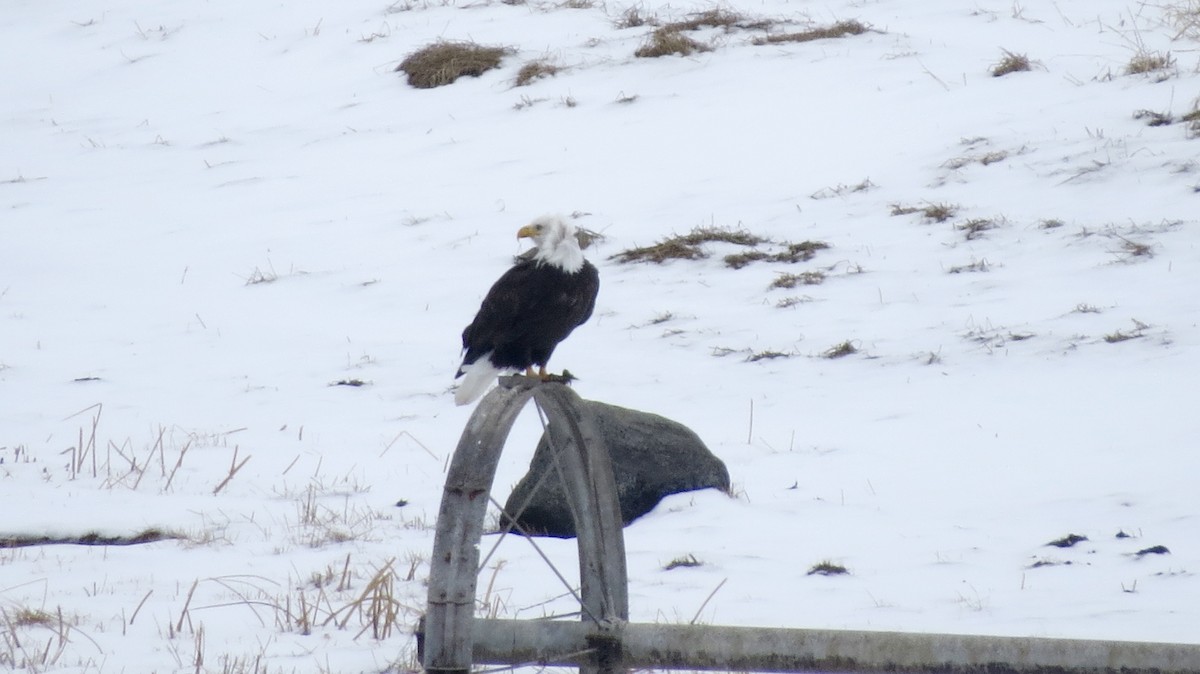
<box><xmin>515</xmin><ymin>368</ymin><xmax>576</xmax><ymax>385</ymax></box>
<box><xmin>541</xmin><ymin>369</ymin><xmax>577</xmax><ymax>384</ymax></box>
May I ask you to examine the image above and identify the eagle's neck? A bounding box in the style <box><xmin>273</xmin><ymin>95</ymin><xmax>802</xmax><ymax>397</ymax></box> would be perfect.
<box><xmin>534</xmin><ymin>231</ymin><xmax>586</xmax><ymax>273</ymax></box>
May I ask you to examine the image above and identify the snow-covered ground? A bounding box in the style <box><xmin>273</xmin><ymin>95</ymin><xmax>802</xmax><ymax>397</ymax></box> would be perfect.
<box><xmin>3</xmin><ymin>0</ymin><xmax>1199</xmax><ymax>671</ymax></box>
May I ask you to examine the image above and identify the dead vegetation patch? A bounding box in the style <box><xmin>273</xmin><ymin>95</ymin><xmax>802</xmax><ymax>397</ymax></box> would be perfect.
<box><xmin>1136</xmin><ymin>544</ymin><xmax>1170</xmax><ymax>556</ymax></box>
<box><xmin>945</xmin><ymin>150</ymin><xmax>1010</xmax><ymax>170</ymax></box>
<box><xmin>746</xmin><ymin>350</ymin><xmax>792</xmax><ymax>362</ymax></box>
<box><xmin>1047</xmin><ymin>533</ymin><xmax>1089</xmax><ymax>548</ymax></box>
<box><xmin>810</xmin><ymin>178</ymin><xmax>875</xmax><ymax>199</ymax></box>
<box><xmin>663</xmin><ymin>553</ymin><xmax>703</xmax><ymax>570</ymax></box>
<box><xmin>615</xmin><ymin>6</ymin><xmax>658</xmax><ymax>29</ymax></box>
<box><xmin>1125</xmin><ymin>50</ymin><xmax>1175</xmax><ymax>79</ymax></box>
<box><xmin>891</xmin><ymin>202</ymin><xmax>959</xmax><ymax>223</ymax></box>
<box><xmin>807</xmin><ymin>560</ymin><xmax>850</xmax><ymax>576</ymax></box>
<box><xmin>1028</xmin><ymin>557</ymin><xmax>1072</xmax><ymax>569</ymax></box>
<box><xmin>722</xmin><ymin>250</ymin><xmax>771</xmax><ymax>268</ymax></box>
<box><xmin>397</xmin><ymin>41</ymin><xmax>513</xmax><ymax>89</ymax></box>
<box><xmin>634</xmin><ymin>9</ymin><xmax>782</xmax><ymax>57</ymax></box>
<box><xmin>1104</xmin><ymin>330</ymin><xmax>1141</xmax><ymax>344</ymax></box>
<box><xmin>775</xmin><ymin>295</ymin><xmax>813</xmax><ymax>309</ymax></box>
<box><xmin>1133</xmin><ymin>108</ymin><xmax>1173</xmax><ymax>127</ymax></box>
<box><xmin>635</xmin><ymin>28</ymin><xmax>709</xmax><ymax>57</ymax></box>
<box><xmin>1106</xmin><ymin>230</ymin><xmax>1155</xmax><ymax>262</ymax></box>
<box><xmin>948</xmin><ymin>258</ymin><xmax>990</xmax><ymax>274</ymax></box>
<box><xmin>665</xmin><ymin>8</ymin><xmax>745</xmax><ymax>32</ymax></box>
<box><xmin>753</xmin><ymin>19</ymin><xmax>868</xmax><ymax>45</ymax></box>
<box><xmin>956</xmin><ymin>217</ymin><xmax>998</xmax><ymax>241</ymax></box>
<box><xmin>1131</xmin><ymin>106</ymin><xmax>1200</xmax><ymax>136</ymax></box>
<box><xmin>991</xmin><ymin>49</ymin><xmax>1031</xmax><ymax>77</ymax></box>
<box><xmin>1</xmin><ymin>528</ymin><xmax>181</xmax><ymax>548</ymax></box>
<box><xmin>573</xmin><ymin>226</ymin><xmax>604</xmax><ymax>249</ymax></box>
<box><xmin>611</xmin><ymin>226</ymin><xmax>767</xmax><ymax>263</ymax></box>
<box><xmin>331</xmin><ymin>379</ymin><xmax>369</xmax><ymax>387</ymax></box>
<box><xmin>1165</xmin><ymin>1</ymin><xmax>1200</xmax><ymax>40</ymax></box>
<box><xmin>822</xmin><ymin>341</ymin><xmax>858</xmax><ymax>359</ymax></box>
<box><xmin>1182</xmin><ymin>108</ymin><xmax>1200</xmax><ymax>137</ymax></box>
<box><xmin>1118</xmin><ymin>237</ymin><xmax>1154</xmax><ymax>259</ymax></box>
<box><xmin>1105</xmin><ymin>319</ymin><xmax>1150</xmax><ymax>343</ymax></box>
<box><xmin>724</xmin><ymin>240</ymin><xmax>830</xmax><ymax>269</ymax></box>
<box><xmin>770</xmin><ymin>271</ymin><xmax>826</xmax><ymax>289</ymax></box>
<box><xmin>514</xmin><ymin>59</ymin><xmax>560</xmax><ymax>86</ymax></box>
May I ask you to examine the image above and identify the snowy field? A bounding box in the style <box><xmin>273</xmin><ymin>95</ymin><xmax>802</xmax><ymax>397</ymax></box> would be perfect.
<box><xmin>3</xmin><ymin>0</ymin><xmax>1200</xmax><ymax>671</ymax></box>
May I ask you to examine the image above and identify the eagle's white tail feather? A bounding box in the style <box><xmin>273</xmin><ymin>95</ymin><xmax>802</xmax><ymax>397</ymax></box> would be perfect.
<box><xmin>454</xmin><ymin>358</ymin><xmax>502</xmax><ymax>406</ymax></box>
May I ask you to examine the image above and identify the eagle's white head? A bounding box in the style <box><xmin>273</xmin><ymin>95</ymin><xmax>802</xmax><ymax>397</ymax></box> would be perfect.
<box><xmin>518</xmin><ymin>215</ymin><xmax>585</xmax><ymax>273</ymax></box>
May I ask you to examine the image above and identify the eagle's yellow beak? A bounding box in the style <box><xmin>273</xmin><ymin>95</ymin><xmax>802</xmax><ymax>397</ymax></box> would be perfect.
<box><xmin>517</xmin><ymin>224</ymin><xmax>537</xmax><ymax>239</ymax></box>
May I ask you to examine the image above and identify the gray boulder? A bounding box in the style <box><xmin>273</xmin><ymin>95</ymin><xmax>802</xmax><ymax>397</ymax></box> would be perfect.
<box><xmin>500</xmin><ymin>399</ymin><xmax>730</xmax><ymax>538</ymax></box>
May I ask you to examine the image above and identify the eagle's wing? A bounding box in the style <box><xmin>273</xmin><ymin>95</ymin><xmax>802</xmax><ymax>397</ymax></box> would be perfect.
<box><xmin>461</xmin><ymin>261</ymin><xmax>541</xmax><ymax>355</ymax></box>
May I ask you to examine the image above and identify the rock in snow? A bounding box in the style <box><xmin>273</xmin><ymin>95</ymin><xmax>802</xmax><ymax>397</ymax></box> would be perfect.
<box><xmin>501</xmin><ymin>399</ymin><xmax>730</xmax><ymax>538</ymax></box>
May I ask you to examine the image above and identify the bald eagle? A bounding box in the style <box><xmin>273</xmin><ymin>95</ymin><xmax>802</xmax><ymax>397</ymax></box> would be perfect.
<box><xmin>454</xmin><ymin>215</ymin><xmax>600</xmax><ymax>406</ymax></box>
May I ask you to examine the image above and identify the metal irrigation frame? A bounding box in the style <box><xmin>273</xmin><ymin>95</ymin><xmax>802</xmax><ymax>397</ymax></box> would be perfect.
<box><xmin>418</xmin><ymin>377</ymin><xmax>1200</xmax><ymax>674</ymax></box>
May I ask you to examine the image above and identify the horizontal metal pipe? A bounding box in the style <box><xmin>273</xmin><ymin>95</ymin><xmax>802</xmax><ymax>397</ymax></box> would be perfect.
<box><xmin>468</xmin><ymin>618</ymin><xmax>1200</xmax><ymax>673</ymax></box>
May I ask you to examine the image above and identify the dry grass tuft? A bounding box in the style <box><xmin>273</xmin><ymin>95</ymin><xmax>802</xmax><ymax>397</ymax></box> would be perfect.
<box><xmin>753</xmin><ymin>19</ymin><xmax>868</xmax><ymax>45</ymax></box>
<box><xmin>807</xmin><ymin>560</ymin><xmax>850</xmax><ymax>576</ymax></box>
<box><xmin>397</xmin><ymin>41</ymin><xmax>512</xmax><ymax>89</ymax></box>
<box><xmin>612</xmin><ymin>227</ymin><xmax>766</xmax><ymax>263</ymax></box>
<box><xmin>0</xmin><ymin>605</ymin><xmax>84</xmax><ymax>670</ymax></box>
<box><xmin>635</xmin><ymin>27</ymin><xmax>709</xmax><ymax>58</ymax></box>
<box><xmin>615</xmin><ymin>6</ymin><xmax>658</xmax><ymax>29</ymax></box>
<box><xmin>746</xmin><ymin>350</ymin><xmax>792</xmax><ymax>362</ymax></box>
<box><xmin>6</xmin><ymin>608</ymin><xmax>56</xmax><ymax>628</ymax></box>
<box><xmin>892</xmin><ymin>202</ymin><xmax>959</xmax><ymax>222</ymax></box>
<box><xmin>514</xmin><ymin>59</ymin><xmax>560</xmax><ymax>86</ymax></box>
<box><xmin>775</xmin><ymin>295</ymin><xmax>813</xmax><ymax>309</ymax></box>
<box><xmin>1047</xmin><ymin>533</ymin><xmax>1089</xmax><ymax>548</ymax></box>
<box><xmin>948</xmin><ymin>258</ymin><xmax>991</xmax><ymax>274</ymax></box>
<box><xmin>1183</xmin><ymin>108</ymin><xmax>1200</xmax><ymax>138</ymax></box>
<box><xmin>1165</xmin><ymin>0</ymin><xmax>1200</xmax><ymax>40</ymax></box>
<box><xmin>777</xmin><ymin>240</ymin><xmax>830</xmax><ymax>262</ymax></box>
<box><xmin>957</xmin><ymin>217</ymin><xmax>997</xmax><ymax>241</ymax></box>
<box><xmin>991</xmin><ymin>49</ymin><xmax>1031</xmax><ymax>77</ymax></box>
<box><xmin>723</xmin><ymin>250</ymin><xmax>771</xmax><ymax>269</ymax></box>
<box><xmin>921</xmin><ymin>203</ymin><xmax>959</xmax><ymax>222</ymax></box>
<box><xmin>1117</xmin><ymin>237</ymin><xmax>1154</xmax><ymax>260</ymax></box>
<box><xmin>822</xmin><ymin>341</ymin><xmax>858</xmax><ymax>359</ymax></box>
<box><xmin>682</xmin><ymin>227</ymin><xmax>767</xmax><ymax>247</ymax></box>
<box><xmin>810</xmin><ymin>178</ymin><xmax>876</xmax><ymax>199</ymax></box>
<box><xmin>573</xmin><ymin>226</ymin><xmax>604</xmax><ymax>249</ymax></box>
<box><xmin>663</xmin><ymin>553</ymin><xmax>703</xmax><ymax>570</ymax></box>
<box><xmin>724</xmin><ymin>240</ymin><xmax>830</xmax><ymax>269</ymax></box>
<box><xmin>328</xmin><ymin>560</ymin><xmax>410</xmax><ymax>640</ymax></box>
<box><xmin>613</xmin><ymin>236</ymin><xmax>705</xmax><ymax>263</ymax></box>
<box><xmin>1133</xmin><ymin>109</ymin><xmax>1173</xmax><ymax>126</ymax></box>
<box><xmin>665</xmin><ymin>8</ymin><xmax>745</xmax><ymax>32</ymax></box>
<box><xmin>979</xmin><ymin>151</ymin><xmax>1009</xmax><ymax>165</ymax></box>
<box><xmin>1125</xmin><ymin>50</ymin><xmax>1175</xmax><ymax>77</ymax></box>
<box><xmin>770</xmin><ymin>271</ymin><xmax>825</xmax><ymax>289</ymax></box>
<box><xmin>1104</xmin><ymin>319</ymin><xmax>1150</xmax><ymax>343</ymax></box>
<box><xmin>634</xmin><ymin>9</ymin><xmax>757</xmax><ymax>58</ymax></box>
